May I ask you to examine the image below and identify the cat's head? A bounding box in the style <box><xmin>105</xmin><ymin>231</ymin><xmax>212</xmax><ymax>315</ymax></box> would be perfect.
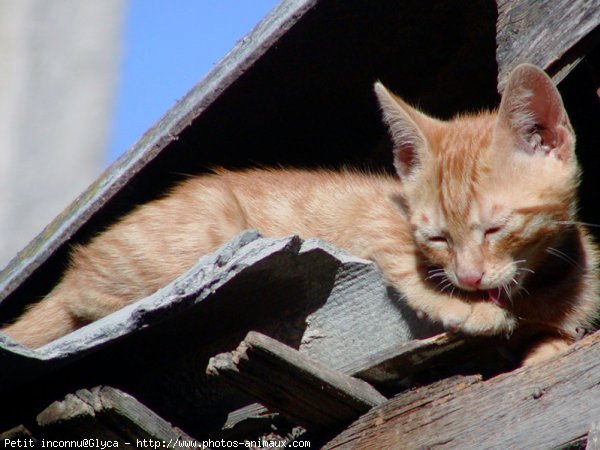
<box><xmin>375</xmin><ymin>64</ymin><xmax>579</xmax><ymax>301</ymax></box>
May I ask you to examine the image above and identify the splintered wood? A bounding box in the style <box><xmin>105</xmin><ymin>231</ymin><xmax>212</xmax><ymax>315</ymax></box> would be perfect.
<box><xmin>206</xmin><ymin>331</ymin><xmax>386</xmax><ymax>430</ymax></box>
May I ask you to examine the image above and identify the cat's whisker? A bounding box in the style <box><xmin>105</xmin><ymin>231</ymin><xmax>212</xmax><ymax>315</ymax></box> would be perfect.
<box><xmin>425</xmin><ymin>268</ymin><xmax>445</xmax><ymax>280</ymax></box>
<box><xmin>546</xmin><ymin>247</ymin><xmax>580</xmax><ymax>268</ymax></box>
<box><xmin>496</xmin><ymin>261</ymin><xmax>532</xmax><ymax>301</ymax></box>
<box><xmin>508</xmin><ymin>273</ymin><xmax>532</xmax><ymax>299</ymax></box>
<box><xmin>506</xmin><ymin>284</ymin><xmax>513</xmax><ymax>304</ymax></box>
<box><xmin>439</xmin><ymin>279</ymin><xmax>454</xmax><ymax>293</ymax></box>
<box><xmin>503</xmin><ymin>283</ymin><xmax>514</xmax><ymax>306</ymax></box>
<box><xmin>554</xmin><ymin>220</ymin><xmax>600</xmax><ymax>229</ymax></box>
<box><xmin>513</xmin><ymin>259</ymin><xmax>535</xmax><ymax>275</ymax></box>
<box><xmin>498</xmin><ymin>260</ymin><xmax>517</xmax><ymax>274</ymax></box>
<box><xmin>431</xmin><ymin>270</ymin><xmax>453</xmax><ymax>294</ymax></box>
<box><xmin>519</xmin><ymin>285</ymin><xmax>531</xmax><ymax>297</ymax></box>
<box><xmin>426</xmin><ymin>272</ymin><xmax>448</xmax><ymax>281</ymax></box>
<box><xmin>435</xmin><ymin>276</ymin><xmax>449</xmax><ymax>286</ymax></box>
<box><xmin>439</xmin><ymin>280</ymin><xmax>452</xmax><ymax>291</ymax></box>
<box><xmin>507</xmin><ymin>279</ymin><xmax>518</xmax><ymax>302</ymax></box>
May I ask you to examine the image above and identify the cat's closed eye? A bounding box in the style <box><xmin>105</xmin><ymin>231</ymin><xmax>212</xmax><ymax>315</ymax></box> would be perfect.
<box><xmin>484</xmin><ymin>226</ymin><xmax>502</xmax><ymax>237</ymax></box>
<box><xmin>428</xmin><ymin>235</ymin><xmax>448</xmax><ymax>244</ymax></box>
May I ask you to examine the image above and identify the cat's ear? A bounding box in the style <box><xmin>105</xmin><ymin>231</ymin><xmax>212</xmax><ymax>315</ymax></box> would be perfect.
<box><xmin>495</xmin><ymin>64</ymin><xmax>575</xmax><ymax>161</ymax></box>
<box><xmin>374</xmin><ymin>82</ymin><xmax>432</xmax><ymax>180</ymax></box>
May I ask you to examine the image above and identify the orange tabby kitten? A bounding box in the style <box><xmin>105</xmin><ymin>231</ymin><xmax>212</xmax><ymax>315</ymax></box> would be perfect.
<box><xmin>3</xmin><ymin>64</ymin><xmax>598</xmax><ymax>364</ymax></box>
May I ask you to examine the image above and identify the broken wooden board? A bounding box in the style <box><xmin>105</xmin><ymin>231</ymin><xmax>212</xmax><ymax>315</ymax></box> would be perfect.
<box><xmin>349</xmin><ymin>332</ymin><xmax>518</xmax><ymax>394</ymax></box>
<box><xmin>496</xmin><ymin>0</ymin><xmax>600</xmax><ymax>90</ymax></box>
<box><xmin>0</xmin><ymin>231</ymin><xmax>443</xmax><ymax>434</ymax></box>
<box><xmin>0</xmin><ymin>232</ymin><xmax>438</xmax><ymax>390</ymax></box>
<box><xmin>207</xmin><ymin>331</ymin><xmax>386</xmax><ymax>431</ymax></box>
<box><xmin>0</xmin><ymin>231</ymin><xmax>262</xmax><ymax>388</ymax></box>
<box><xmin>347</xmin><ymin>332</ymin><xmax>464</xmax><ymax>390</ymax></box>
<box><xmin>324</xmin><ymin>330</ymin><xmax>600</xmax><ymax>449</ymax></box>
<box><xmin>220</xmin><ymin>329</ymin><xmax>516</xmax><ymax>437</ymax></box>
<box><xmin>36</xmin><ymin>386</ymin><xmax>200</xmax><ymax>449</ymax></box>
<box><xmin>0</xmin><ymin>425</ymin><xmax>36</xmax><ymax>445</ymax></box>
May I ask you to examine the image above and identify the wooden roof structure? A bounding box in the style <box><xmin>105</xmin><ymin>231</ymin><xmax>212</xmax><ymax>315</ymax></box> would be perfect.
<box><xmin>1</xmin><ymin>0</ymin><xmax>599</xmax><ymax>448</ymax></box>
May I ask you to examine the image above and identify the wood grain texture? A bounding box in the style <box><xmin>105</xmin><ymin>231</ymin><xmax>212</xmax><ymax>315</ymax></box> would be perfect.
<box><xmin>347</xmin><ymin>333</ymin><xmax>464</xmax><ymax>389</ymax></box>
<box><xmin>221</xmin><ymin>331</ymin><xmax>470</xmax><ymax>435</ymax></box>
<box><xmin>588</xmin><ymin>422</ymin><xmax>600</xmax><ymax>450</ymax></box>
<box><xmin>0</xmin><ymin>425</ymin><xmax>35</xmax><ymax>443</ymax></box>
<box><xmin>324</xmin><ymin>331</ymin><xmax>600</xmax><ymax>449</ymax></box>
<box><xmin>37</xmin><ymin>386</ymin><xmax>198</xmax><ymax>448</ymax></box>
<box><xmin>496</xmin><ymin>0</ymin><xmax>600</xmax><ymax>90</ymax></box>
<box><xmin>207</xmin><ymin>331</ymin><xmax>386</xmax><ymax>431</ymax></box>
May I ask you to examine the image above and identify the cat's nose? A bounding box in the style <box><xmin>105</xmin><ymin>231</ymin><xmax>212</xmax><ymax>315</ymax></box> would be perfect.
<box><xmin>457</xmin><ymin>272</ymin><xmax>483</xmax><ymax>288</ymax></box>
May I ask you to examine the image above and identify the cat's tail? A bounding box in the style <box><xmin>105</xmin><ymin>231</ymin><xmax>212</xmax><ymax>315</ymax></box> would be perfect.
<box><xmin>1</xmin><ymin>293</ymin><xmax>81</xmax><ymax>349</ymax></box>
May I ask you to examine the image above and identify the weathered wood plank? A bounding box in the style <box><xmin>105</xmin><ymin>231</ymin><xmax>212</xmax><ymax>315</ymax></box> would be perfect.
<box><xmin>37</xmin><ymin>386</ymin><xmax>199</xmax><ymax>449</ymax></box>
<box><xmin>220</xmin><ymin>329</ymin><xmax>516</xmax><ymax>436</ymax></box>
<box><xmin>221</xmin><ymin>403</ymin><xmax>288</xmax><ymax>441</ymax></box>
<box><xmin>588</xmin><ymin>422</ymin><xmax>600</xmax><ymax>450</ymax></box>
<box><xmin>324</xmin><ymin>330</ymin><xmax>600</xmax><ymax>449</ymax></box>
<box><xmin>0</xmin><ymin>233</ymin><xmax>443</xmax><ymax>436</ymax></box>
<box><xmin>207</xmin><ymin>331</ymin><xmax>386</xmax><ymax>431</ymax></box>
<box><xmin>219</xmin><ymin>331</ymin><xmax>489</xmax><ymax>436</ymax></box>
<box><xmin>0</xmin><ymin>425</ymin><xmax>36</xmax><ymax>445</ymax></box>
<box><xmin>496</xmin><ymin>0</ymin><xmax>600</xmax><ymax>90</ymax></box>
<box><xmin>347</xmin><ymin>333</ymin><xmax>464</xmax><ymax>389</ymax></box>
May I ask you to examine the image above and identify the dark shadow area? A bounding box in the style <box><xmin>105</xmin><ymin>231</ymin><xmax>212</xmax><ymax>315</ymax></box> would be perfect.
<box><xmin>0</xmin><ymin>241</ymin><xmax>340</xmax><ymax>437</ymax></box>
<box><xmin>560</xmin><ymin>44</ymin><xmax>600</xmax><ymax>237</ymax></box>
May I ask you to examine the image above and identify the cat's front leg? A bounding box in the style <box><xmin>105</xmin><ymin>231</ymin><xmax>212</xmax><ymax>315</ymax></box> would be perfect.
<box><xmin>392</xmin><ymin>274</ymin><xmax>517</xmax><ymax>336</ymax></box>
<box><xmin>461</xmin><ymin>301</ymin><xmax>517</xmax><ymax>336</ymax></box>
<box><xmin>396</xmin><ymin>276</ymin><xmax>473</xmax><ymax>332</ymax></box>
<box><xmin>416</xmin><ymin>294</ymin><xmax>516</xmax><ymax>336</ymax></box>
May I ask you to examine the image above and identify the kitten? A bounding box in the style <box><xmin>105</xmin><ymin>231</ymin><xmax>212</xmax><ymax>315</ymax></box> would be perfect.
<box><xmin>2</xmin><ymin>64</ymin><xmax>598</xmax><ymax>365</ymax></box>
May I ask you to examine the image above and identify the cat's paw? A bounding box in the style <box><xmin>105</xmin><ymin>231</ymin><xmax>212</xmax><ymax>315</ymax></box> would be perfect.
<box><xmin>435</xmin><ymin>300</ymin><xmax>473</xmax><ymax>333</ymax></box>
<box><xmin>460</xmin><ymin>302</ymin><xmax>516</xmax><ymax>336</ymax></box>
<box><xmin>521</xmin><ymin>336</ymin><xmax>571</xmax><ymax>366</ymax></box>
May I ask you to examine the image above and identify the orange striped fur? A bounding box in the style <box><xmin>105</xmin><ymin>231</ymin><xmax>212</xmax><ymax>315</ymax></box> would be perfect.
<box><xmin>3</xmin><ymin>65</ymin><xmax>598</xmax><ymax>365</ymax></box>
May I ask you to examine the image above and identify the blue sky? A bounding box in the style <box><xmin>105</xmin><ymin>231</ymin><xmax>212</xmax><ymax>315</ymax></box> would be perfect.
<box><xmin>107</xmin><ymin>0</ymin><xmax>279</xmax><ymax>164</ymax></box>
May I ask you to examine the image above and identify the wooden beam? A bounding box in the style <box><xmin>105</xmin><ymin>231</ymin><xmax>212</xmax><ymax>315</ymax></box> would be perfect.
<box><xmin>220</xmin><ymin>331</ymin><xmax>516</xmax><ymax>435</ymax></box>
<box><xmin>324</xmin><ymin>330</ymin><xmax>600</xmax><ymax>449</ymax></box>
<box><xmin>0</xmin><ymin>425</ymin><xmax>36</xmax><ymax>445</ymax></box>
<box><xmin>36</xmin><ymin>386</ymin><xmax>199</xmax><ymax>448</ymax></box>
<box><xmin>347</xmin><ymin>333</ymin><xmax>465</xmax><ymax>390</ymax></box>
<box><xmin>206</xmin><ymin>331</ymin><xmax>386</xmax><ymax>431</ymax></box>
<box><xmin>496</xmin><ymin>0</ymin><xmax>600</xmax><ymax>90</ymax></box>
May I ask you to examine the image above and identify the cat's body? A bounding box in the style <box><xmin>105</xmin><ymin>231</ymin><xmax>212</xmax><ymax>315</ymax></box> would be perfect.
<box><xmin>3</xmin><ymin>64</ymin><xmax>598</xmax><ymax>364</ymax></box>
